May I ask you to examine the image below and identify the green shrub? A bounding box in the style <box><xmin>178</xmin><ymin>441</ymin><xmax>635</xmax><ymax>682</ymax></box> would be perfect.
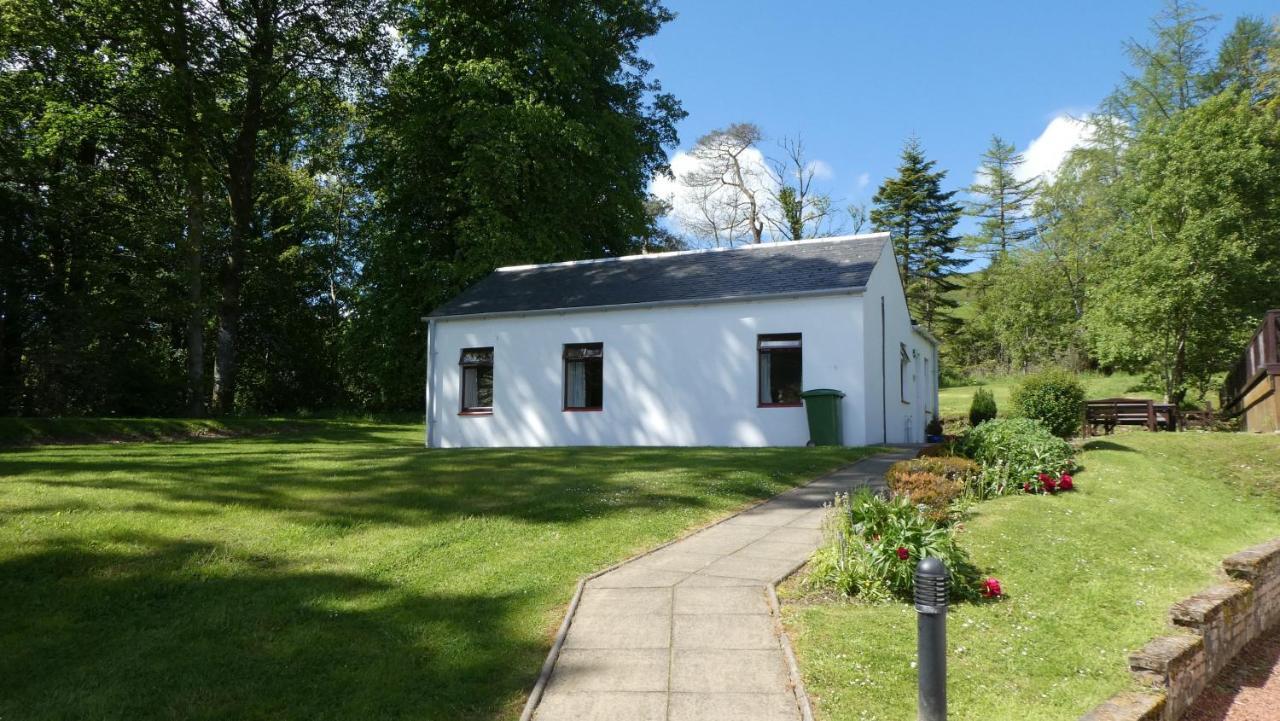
<box><xmin>1010</xmin><ymin>370</ymin><xmax>1086</xmax><ymax>438</ymax></box>
<box><xmin>886</xmin><ymin>457</ymin><xmax>980</xmax><ymax>522</ymax></box>
<box><xmin>808</xmin><ymin>489</ymin><xmax>981</xmax><ymax>602</ymax></box>
<box><xmin>969</xmin><ymin>388</ymin><xmax>998</xmax><ymax>427</ymax></box>
<box><xmin>960</xmin><ymin>418</ymin><xmax>1074</xmax><ymax>496</ymax></box>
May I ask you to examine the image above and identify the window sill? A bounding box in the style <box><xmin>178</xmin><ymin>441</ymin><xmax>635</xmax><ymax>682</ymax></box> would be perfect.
<box><xmin>459</xmin><ymin>410</ymin><xmax>493</xmax><ymax>416</ymax></box>
<box><xmin>759</xmin><ymin>402</ymin><xmax>804</xmax><ymax>408</ymax></box>
<box><xmin>563</xmin><ymin>407</ymin><xmax>603</xmax><ymax>413</ymax></box>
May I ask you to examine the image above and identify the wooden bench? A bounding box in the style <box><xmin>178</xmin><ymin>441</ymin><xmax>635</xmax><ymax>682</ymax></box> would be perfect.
<box><xmin>1084</xmin><ymin>398</ymin><xmax>1178</xmax><ymax>436</ymax></box>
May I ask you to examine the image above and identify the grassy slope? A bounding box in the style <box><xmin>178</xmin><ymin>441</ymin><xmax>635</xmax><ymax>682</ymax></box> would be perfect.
<box><xmin>939</xmin><ymin>372</ymin><xmax>1158</xmax><ymax>420</ymax></box>
<box><xmin>782</xmin><ymin>431</ymin><xmax>1280</xmax><ymax>721</ymax></box>
<box><xmin>0</xmin><ymin>416</ymin><xmax>331</xmax><ymax>446</ymax></box>
<box><xmin>0</xmin><ymin>421</ymin><xmax>874</xmax><ymax>721</ymax></box>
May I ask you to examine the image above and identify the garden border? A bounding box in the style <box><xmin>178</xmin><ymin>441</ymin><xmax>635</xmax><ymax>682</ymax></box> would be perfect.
<box><xmin>1079</xmin><ymin>536</ymin><xmax>1280</xmax><ymax>721</ymax></box>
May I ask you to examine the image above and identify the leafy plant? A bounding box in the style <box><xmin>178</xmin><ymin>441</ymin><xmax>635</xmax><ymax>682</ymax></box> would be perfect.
<box><xmin>886</xmin><ymin>457</ymin><xmax>980</xmax><ymax>522</ymax></box>
<box><xmin>960</xmin><ymin>418</ymin><xmax>1074</xmax><ymax>497</ymax></box>
<box><xmin>969</xmin><ymin>388</ymin><xmax>998</xmax><ymax>427</ymax></box>
<box><xmin>808</xmin><ymin>490</ymin><xmax>982</xmax><ymax>602</ymax></box>
<box><xmin>1011</xmin><ymin>370</ymin><xmax>1086</xmax><ymax>438</ymax></box>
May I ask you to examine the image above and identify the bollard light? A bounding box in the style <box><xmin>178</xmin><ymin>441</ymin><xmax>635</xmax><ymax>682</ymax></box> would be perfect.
<box><xmin>914</xmin><ymin>557</ymin><xmax>949</xmax><ymax>721</ymax></box>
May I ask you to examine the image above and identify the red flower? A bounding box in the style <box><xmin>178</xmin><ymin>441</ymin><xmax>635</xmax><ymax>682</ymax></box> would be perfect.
<box><xmin>1059</xmin><ymin>474</ymin><xmax>1074</xmax><ymax>491</ymax></box>
<box><xmin>1023</xmin><ymin>482</ymin><xmax>1033</xmax><ymax>493</ymax></box>
<box><xmin>896</xmin><ymin>546</ymin><xmax>910</xmax><ymax>560</ymax></box>
<box><xmin>1037</xmin><ymin>472</ymin><xmax>1052</xmax><ymax>484</ymax></box>
<box><xmin>1044</xmin><ymin>477</ymin><xmax>1058</xmax><ymax>493</ymax></box>
<box><xmin>982</xmin><ymin>578</ymin><xmax>1003</xmax><ymax>598</ymax></box>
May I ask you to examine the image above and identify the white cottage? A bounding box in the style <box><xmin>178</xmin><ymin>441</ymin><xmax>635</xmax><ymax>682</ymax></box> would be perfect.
<box><xmin>423</xmin><ymin>232</ymin><xmax>939</xmax><ymax>448</ymax></box>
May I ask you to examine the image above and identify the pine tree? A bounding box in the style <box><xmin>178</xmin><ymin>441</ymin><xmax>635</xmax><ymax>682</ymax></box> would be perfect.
<box><xmin>870</xmin><ymin>138</ymin><xmax>967</xmax><ymax>333</ymax></box>
<box><xmin>966</xmin><ymin>136</ymin><xmax>1039</xmax><ymax>260</ymax></box>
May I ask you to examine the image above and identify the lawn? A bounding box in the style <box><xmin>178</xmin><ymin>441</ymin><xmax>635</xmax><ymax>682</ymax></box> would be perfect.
<box><xmin>939</xmin><ymin>372</ymin><xmax>1158</xmax><ymax>420</ymax></box>
<box><xmin>781</xmin><ymin>431</ymin><xmax>1280</xmax><ymax>721</ymax></box>
<box><xmin>0</xmin><ymin>421</ymin><xmax>875</xmax><ymax>721</ymax></box>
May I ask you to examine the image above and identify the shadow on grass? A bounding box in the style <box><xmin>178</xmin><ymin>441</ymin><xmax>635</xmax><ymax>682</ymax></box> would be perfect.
<box><xmin>6</xmin><ymin>440</ymin><xmax>851</xmax><ymax>527</ymax></box>
<box><xmin>0</xmin><ymin>533</ymin><xmax>536</xmax><ymax>721</ymax></box>
<box><xmin>1080</xmin><ymin>439</ymin><xmax>1139</xmax><ymax>453</ymax></box>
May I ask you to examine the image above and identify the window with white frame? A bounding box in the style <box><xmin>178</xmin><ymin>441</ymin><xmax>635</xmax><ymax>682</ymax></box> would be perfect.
<box><xmin>563</xmin><ymin>343</ymin><xmax>603</xmax><ymax>410</ymax></box>
<box><xmin>459</xmin><ymin>347</ymin><xmax>493</xmax><ymax>413</ymax></box>
<box><xmin>758</xmin><ymin>333</ymin><xmax>802</xmax><ymax>406</ymax></box>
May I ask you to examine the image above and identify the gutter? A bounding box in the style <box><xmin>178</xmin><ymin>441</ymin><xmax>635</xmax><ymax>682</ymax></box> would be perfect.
<box><xmin>422</xmin><ymin>318</ymin><xmax>436</xmax><ymax>448</ymax></box>
<box><xmin>427</xmin><ymin>285</ymin><xmax>869</xmax><ymax>323</ymax></box>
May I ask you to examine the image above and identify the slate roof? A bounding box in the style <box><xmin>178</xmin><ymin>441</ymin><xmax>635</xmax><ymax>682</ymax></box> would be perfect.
<box><xmin>428</xmin><ymin>233</ymin><xmax>890</xmax><ymax>319</ymax></box>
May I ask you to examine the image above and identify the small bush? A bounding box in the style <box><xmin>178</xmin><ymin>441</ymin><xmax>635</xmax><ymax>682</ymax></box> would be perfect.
<box><xmin>886</xmin><ymin>457</ymin><xmax>980</xmax><ymax>522</ymax></box>
<box><xmin>960</xmin><ymin>418</ymin><xmax>1074</xmax><ymax>497</ymax></box>
<box><xmin>925</xmin><ymin>416</ymin><xmax>944</xmax><ymax>437</ymax></box>
<box><xmin>1010</xmin><ymin>370</ymin><xmax>1086</xmax><ymax>438</ymax></box>
<box><xmin>808</xmin><ymin>490</ymin><xmax>981</xmax><ymax>602</ymax></box>
<box><xmin>969</xmin><ymin>388</ymin><xmax>998</xmax><ymax>427</ymax></box>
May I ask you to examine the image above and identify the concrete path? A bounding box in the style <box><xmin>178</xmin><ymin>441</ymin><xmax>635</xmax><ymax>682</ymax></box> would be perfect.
<box><xmin>531</xmin><ymin>449</ymin><xmax>918</xmax><ymax>721</ymax></box>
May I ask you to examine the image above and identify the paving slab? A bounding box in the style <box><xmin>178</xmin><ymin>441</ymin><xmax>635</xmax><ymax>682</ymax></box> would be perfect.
<box><xmin>668</xmin><ymin>692</ymin><xmax>801</xmax><ymax>721</ymax></box>
<box><xmin>575</xmin><ymin>587</ymin><xmax>672</xmax><ymax>617</ymax></box>
<box><xmin>565</xmin><ymin>613</ymin><xmax>671</xmax><ymax>650</ymax></box>
<box><xmin>544</xmin><ymin>649</ymin><xmax>669</xmax><ymax>694</ymax></box>
<box><xmin>586</xmin><ymin>566</ymin><xmax>689</xmax><ymax>589</ymax></box>
<box><xmin>735</xmin><ymin>539</ymin><xmax>815</xmax><ymax>562</ymax></box>
<box><xmin>672</xmin><ymin>613</ymin><xmax>778</xmax><ymax>650</ymax></box>
<box><xmin>673</xmin><ymin>586</ymin><xmax>769</xmax><ymax>615</ymax></box>
<box><xmin>536</xmin><ymin>691</ymin><xmax>668</xmax><ymax>721</ymax></box>
<box><xmin>531</xmin><ymin>449</ymin><xmax>918</xmax><ymax>721</ymax></box>
<box><xmin>670</xmin><ymin>649</ymin><xmax>791</xmax><ymax>693</ymax></box>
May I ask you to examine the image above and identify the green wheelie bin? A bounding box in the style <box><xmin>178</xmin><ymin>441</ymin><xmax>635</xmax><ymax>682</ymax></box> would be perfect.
<box><xmin>800</xmin><ymin>388</ymin><xmax>845</xmax><ymax>446</ymax></box>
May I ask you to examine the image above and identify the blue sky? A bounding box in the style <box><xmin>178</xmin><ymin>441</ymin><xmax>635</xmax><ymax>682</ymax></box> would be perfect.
<box><xmin>642</xmin><ymin>1</ymin><xmax>1277</xmax><ymax>244</ymax></box>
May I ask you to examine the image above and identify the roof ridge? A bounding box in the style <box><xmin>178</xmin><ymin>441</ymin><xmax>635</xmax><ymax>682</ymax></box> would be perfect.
<box><xmin>495</xmin><ymin>232</ymin><xmax>889</xmax><ymax>273</ymax></box>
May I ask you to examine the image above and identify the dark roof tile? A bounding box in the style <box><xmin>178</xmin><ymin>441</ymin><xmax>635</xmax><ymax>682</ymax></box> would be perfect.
<box><xmin>429</xmin><ymin>233</ymin><xmax>888</xmax><ymax>318</ymax></box>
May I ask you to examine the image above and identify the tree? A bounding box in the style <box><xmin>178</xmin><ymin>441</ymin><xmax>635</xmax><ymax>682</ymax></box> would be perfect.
<box><xmin>870</xmin><ymin>138</ymin><xmax>966</xmax><ymax>333</ymax></box>
<box><xmin>965</xmin><ymin>136</ymin><xmax>1039</xmax><ymax>260</ymax></box>
<box><xmin>766</xmin><ymin>136</ymin><xmax>837</xmax><ymax>240</ymax></box>
<box><xmin>356</xmin><ymin>0</ymin><xmax>684</xmax><ymax>408</ymax></box>
<box><xmin>679</xmin><ymin>123</ymin><xmax>769</xmax><ymax>246</ymax></box>
<box><xmin>1086</xmin><ymin>91</ymin><xmax>1280</xmax><ymax>404</ymax></box>
<box><xmin>1200</xmin><ymin>16</ymin><xmax>1279</xmax><ymax>99</ymax></box>
<box><xmin>1102</xmin><ymin>0</ymin><xmax>1216</xmax><ymax>129</ymax></box>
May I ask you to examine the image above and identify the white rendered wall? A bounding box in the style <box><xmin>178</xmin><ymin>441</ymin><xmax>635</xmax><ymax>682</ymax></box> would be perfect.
<box><xmin>860</xmin><ymin>241</ymin><xmax>939</xmax><ymax>445</ymax></box>
<box><xmin>428</xmin><ymin>294</ymin><xmax>869</xmax><ymax>447</ymax></box>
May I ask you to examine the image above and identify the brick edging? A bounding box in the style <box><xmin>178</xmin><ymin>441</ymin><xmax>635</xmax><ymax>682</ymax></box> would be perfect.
<box><xmin>1080</xmin><ymin>536</ymin><xmax>1280</xmax><ymax>721</ymax></box>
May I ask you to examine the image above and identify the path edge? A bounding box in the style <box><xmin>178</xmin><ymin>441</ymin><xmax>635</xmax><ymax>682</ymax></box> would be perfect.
<box><xmin>517</xmin><ymin>448</ymin><xmax>905</xmax><ymax>721</ymax></box>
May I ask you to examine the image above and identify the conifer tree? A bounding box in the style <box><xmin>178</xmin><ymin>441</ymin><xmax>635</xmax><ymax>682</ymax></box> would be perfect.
<box><xmin>870</xmin><ymin>138</ymin><xmax>966</xmax><ymax>333</ymax></box>
<box><xmin>966</xmin><ymin>136</ymin><xmax>1039</xmax><ymax>260</ymax></box>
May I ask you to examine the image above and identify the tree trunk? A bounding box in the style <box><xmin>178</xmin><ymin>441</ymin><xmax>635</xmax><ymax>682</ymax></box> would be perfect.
<box><xmin>212</xmin><ymin>4</ymin><xmax>273</xmax><ymax>414</ymax></box>
<box><xmin>183</xmin><ymin>165</ymin><xmax>205</xmax><ymax>416</ymax></box>
<box><xmin>174</xmin><ymin>0</ymin><xmax>206</xmax><ymax>417</ymax></box>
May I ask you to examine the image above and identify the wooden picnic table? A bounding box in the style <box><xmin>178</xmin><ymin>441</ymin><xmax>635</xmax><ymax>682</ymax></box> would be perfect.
<box><xmin>1083</xmin><ymin>397</ymin><xmax>1178</xmax><ymax>436</ymax></box>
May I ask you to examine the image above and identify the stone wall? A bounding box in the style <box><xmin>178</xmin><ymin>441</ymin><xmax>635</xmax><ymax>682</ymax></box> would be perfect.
<box><xmin>1080</xmin><ymin>537</ymin><xmax>1280</xmax><ymax>721</ymax></box>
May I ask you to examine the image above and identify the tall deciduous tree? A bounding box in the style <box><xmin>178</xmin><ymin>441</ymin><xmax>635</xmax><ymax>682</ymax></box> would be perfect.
<box><xmin>1087</xmin><ymin>91</ymin><xmax>1280</xmax><ymax>404</ymax></box>
<box><xmin>679</xmin><ymin>123</ymin><xmax>768</xmax><ymax>246</ymax></box>
<box><xmin>965</xmin><ymin>136</ymin><xmax>1039</xmax><ymax>260</ymax></box>
<box><xmin>356</xmin><ymin>0</ymin><xmax>684</xmax><ymax>408</ymax></box>
<box><xmin>870</xmin><ymin>138</ymin><xmax>966</xmax><ymax>333</ymax></box>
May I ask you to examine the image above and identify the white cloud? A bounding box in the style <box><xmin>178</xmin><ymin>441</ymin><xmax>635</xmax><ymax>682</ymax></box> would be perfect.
<box><xmin>1018</xmin><ymin>114</ymin><xmax>1092</xmax><ymax>182</ymax></box>
<box><xmin>806</xmin><ymin>159</ymin><xmax>835</xmax><ymax>181</ymax></box>
<box><xmin>855</xmin><ymin>172</ymin><xmax>871</xmax><ymax>191</ymax></box>
<box><xmin>651</xmin><ymin>146</ymin><xmax>783</xmax><ymax>244</ymax></box>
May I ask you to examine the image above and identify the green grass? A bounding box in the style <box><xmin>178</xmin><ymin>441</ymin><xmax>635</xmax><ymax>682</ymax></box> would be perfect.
<box><xmin>0</xmin><ymin>416</ymin><xmax>329</xmax><ymax>446</ymax></box>
<box><xmin>0</xmin><ymin>421</ymin><xmax>875</xmax><ymax>721</ymax></box>
<box><xmin>939</xmin><ymin>372</ymin><xmax>1158</xmax><ymax>420</ymax></box>
<box><xmin>781</xmin><ymin>431</ymin><xmax>1280</xmax><ymax>721</ymax></box>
